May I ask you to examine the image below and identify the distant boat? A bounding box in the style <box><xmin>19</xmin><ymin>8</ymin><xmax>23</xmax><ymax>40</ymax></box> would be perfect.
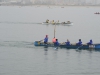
<box><xmin>94</xmin><ymin>12</ymin><xmax>100</xmax><ymax>14</ymax></box>
<box><xmin>42</xmin><ymin>21</ymin><xmax>73</xmax><ymax>26</ymax></box>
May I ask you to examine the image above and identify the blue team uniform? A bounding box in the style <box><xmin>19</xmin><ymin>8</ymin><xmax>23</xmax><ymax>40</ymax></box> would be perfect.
<box><xmin>44</xmin><ymin>37</ymin><xmax>48</xmax><ymax>44</ymax></box>
<box><xmin>87</xmin><ymin>40</ymin><xmax>93</xmax><ymax>45</ymax></box>
<box><xmin>54</xmin><ymin>39</ymin><xmax>59</xmax><ymax>46</ymax></box>
<box><xmin>76</xmin><ymin>39</ymin><xmax>82</xmax><ymax>46</ymax></box>
<box><xmin>65</xmin><ymin>41</ymin><xmax>70</xmax><ymax>46</ymax></box>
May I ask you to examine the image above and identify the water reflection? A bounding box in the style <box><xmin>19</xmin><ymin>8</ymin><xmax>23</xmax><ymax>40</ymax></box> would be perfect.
<box><xmin>53</xmin><ymin>48</ymin><xmax>58</xmax><ymax>60</ymax></box>
<box><xmin>54</xmin><ymin>47</ymin><xmax>58</xmax><ymax>51</ymax></box>
<box><xmin>66</xmin><ymin>49</ymin><xmax>70</xmax><ymax>55</ymax></box>
<box><xmin>44</xmin><ymin>47</ymin><xmax>48</xmax><ymax>55</ymax></box>
<box><xmin>76</xmin><ymin>49</ymin><xmax>82</xmax><ymax>53</ymax></box>
<box><xmin>95</xmin><ymin>49</ymin><xmax>100</xmax><ymax>52</ymax></box>
<box><xmin>44</xmin><ymin>48</ymin><xmax>48</xmax><ymax>61</ymax></box>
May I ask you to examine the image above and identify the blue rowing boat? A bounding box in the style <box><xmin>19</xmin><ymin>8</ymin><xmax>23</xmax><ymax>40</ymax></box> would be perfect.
<box><xmin>34</xmin><ymin>41</ymin><xmax>100</xmax><ymax>49</ymax></box>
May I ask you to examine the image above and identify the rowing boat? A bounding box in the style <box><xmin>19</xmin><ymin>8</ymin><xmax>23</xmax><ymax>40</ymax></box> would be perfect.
<box><xmin>42</xmin><ymin>22</ymin><xmax>73</xmax><ymax>25</ymax></box>
<box><xmin>34</xmin><ymin>41</ymin><xmax>100</xmax><ymax>49</ymax></box>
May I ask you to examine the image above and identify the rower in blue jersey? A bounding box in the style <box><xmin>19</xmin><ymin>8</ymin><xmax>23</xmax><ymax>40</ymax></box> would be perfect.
<box><xmin>76</xmin><ymin>39</ymin><xmax>82</xmax><ymax>46</ymax></box>
<box><xmin>87</xmin><ymin>39</ymin><xmax>93</xmax><ymax>45</ymax></box>
<box><xmin>65</xmin><ymin>39</ymin><xmax>70</xmax><ymax>46</ymax></box>
<box><xmin>44</xmin><ymin>35</ymin><xmax>48</xmax><ymax>44</ymax></box>
<box><xmin>54</xmin><ymin>39</ymin><xmax>59</xmax><ymax>46</ymax></box>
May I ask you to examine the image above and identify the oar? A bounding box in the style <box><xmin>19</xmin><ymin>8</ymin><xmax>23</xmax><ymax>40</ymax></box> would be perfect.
<box><xmin>54</xmin><ymin>47</ymin><xmax>58</xmax><ymax>50</ymax></box>
<box><xmin>76</xmin><ymin>45</ymin><xmax>83</xmax><ymax>50</ymax></box>
<box><xmin>39</xmin><ymin>39</ymin><xmax>44</xmax><ymax>42</ymax></box>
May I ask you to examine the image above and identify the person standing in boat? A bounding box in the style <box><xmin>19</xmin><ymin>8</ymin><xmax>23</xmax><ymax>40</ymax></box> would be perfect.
<box><xmin>44</xmin><ymin>35</ymin><xmax>48</xmax><ymax>44</ymax></box>
<box><xmin>87</xmin><ymin>39</ymin><xmax>93</xmax><ymax>45</ymax></box>
<box><xmin>52</xmin><ymin>37</ymin><xmax>56</xmax><ymax>43</ymax></box>
<box><xmin>65</xmin><ymin>39</ymin><xmax>70</xmax><ymax>46</ymax></box>
<box><xmin>76</xmin><ymin>39</ymin><xmax>82</xmax><ymax>46</ymax></box>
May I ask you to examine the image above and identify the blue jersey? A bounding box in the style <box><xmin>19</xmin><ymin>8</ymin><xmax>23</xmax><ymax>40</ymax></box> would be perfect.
<box><xmin>65</xmin><ymin>41</ymin><xmax>70</xmax><ymax>45</ymax></box>
<box><xmin>44</xmin><ymin>37</ymin><xmax>48</xmax><ymax>43</ymax></box>
<box><xmin>76</xmin><ymin>41</ymin><xmax>82</xmax><ymax>45</ymax></box>
<box><xmin>87</xmin><ymin>40</ymin><xmax>93</xmax><ymax>45</ymax></box>
<box><xmin>54</xmin><ymin>41</ymin><xmax>59</xmax><ymax>46</ymax></box>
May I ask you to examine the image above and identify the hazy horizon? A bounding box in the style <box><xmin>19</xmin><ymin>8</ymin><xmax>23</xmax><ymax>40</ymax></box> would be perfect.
<box><xmin>0</xmin><ymin>0</ymin><xmax>100</xmax><ymax>6</ymax></box>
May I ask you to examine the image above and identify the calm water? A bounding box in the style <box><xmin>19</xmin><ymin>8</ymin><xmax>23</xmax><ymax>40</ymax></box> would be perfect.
<box><xmin>0</xmin><ymin>6</ymin><xmax>100</xmax><ymax>75</ymax></box>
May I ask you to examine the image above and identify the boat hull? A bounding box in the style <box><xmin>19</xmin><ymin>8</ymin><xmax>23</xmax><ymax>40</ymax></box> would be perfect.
<box><xmin>34</xmin><ymin>41</ymin><xmax>100</xmax><ymax>49</ymax></box>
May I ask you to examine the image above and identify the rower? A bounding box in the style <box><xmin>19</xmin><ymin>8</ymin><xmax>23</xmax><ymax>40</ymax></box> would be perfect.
<box><xmin>54</xmin><ymin>39</ymin><xmax>59</xmax><ymax>46</ymax></box>
<box><xmin>87</xmin><ymin>39</ymin><xmax>93</xmax><ymax>45</ymax></box>
<box><xmin>67</xmin><ymin>21</ymin><xmax>70</xmax><ymax>24</ymax></box>
<box><xmin>52</xmin><ymin>20</ymin><xmax>54</xmax><ymax>24</ymax></box>
<box><xmin>46</xmin><ymin>19</ymin><xmax>49</xmax><ymax>23</ymax></box>
<box><xmin>44</xmin><ymin>35</ymin><xmax>48</xmax><ymax>44</ymax></box>
<box><xmin>48</xmin><ymin>20</ymin><xmax>49</xmax><ymax>23</ymax></box>
<box><xmin>65</xmin><ymin>39</ymin><xmax>70</xmax><ymax>46</ymax></box>
<box><xmin>76</xmin><ymin>39</ymin><xmax>82</xmax><ymax>46</ymax></box>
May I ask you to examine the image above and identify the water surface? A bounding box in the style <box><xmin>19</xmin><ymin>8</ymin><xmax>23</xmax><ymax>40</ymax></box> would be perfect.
<box><xmin>0</xmin><ymin>6</ymin><xmax>100</xmax><ymax>75</ymax></box>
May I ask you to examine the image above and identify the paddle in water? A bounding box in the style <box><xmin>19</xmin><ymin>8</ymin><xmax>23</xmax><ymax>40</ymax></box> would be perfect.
<box><xmin>54</xmin><ymin>47</ymin><xmax>58</xmax><ymax>50</ymax></box>
<box><xmin>76</xmin><ymin>45</ymin><xmax>83</xmax><ymax>50</ymax></box>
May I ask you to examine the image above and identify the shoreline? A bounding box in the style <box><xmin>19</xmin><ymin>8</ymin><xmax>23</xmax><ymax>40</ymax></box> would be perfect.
<box><xmin>0</xmin><ymin>4</ymin><xmax>100</xmax><ymax>7</ymax></box>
